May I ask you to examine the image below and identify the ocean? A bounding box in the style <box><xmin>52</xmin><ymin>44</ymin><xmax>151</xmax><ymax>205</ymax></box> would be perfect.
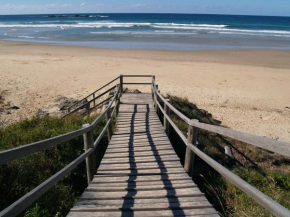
<box><xmin>0</xmin><ymin>13</ymin><xmax>290</xmax><ymax>50</ymax></box>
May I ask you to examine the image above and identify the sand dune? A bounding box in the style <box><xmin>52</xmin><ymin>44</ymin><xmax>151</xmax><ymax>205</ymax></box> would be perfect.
<box><xmin>0</xmin><ymin>41</ymin><xmax>290</xmax><ymax>142</ymax></box>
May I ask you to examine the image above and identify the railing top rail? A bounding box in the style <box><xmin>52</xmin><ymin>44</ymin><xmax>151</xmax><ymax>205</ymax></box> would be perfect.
<box><xmin>67</xmin><ymin>76</ymin><xmax>120</xmax><ymax>111</ymax></box>
<box><xmin>152</xmin><ymin>80</ymin><xmax>290</xmax><ymax>158</ymax></box>
<box><xmin>0</xmin><ymin>85</ymin><xmax>120</xmax><ymax>166</ymax></box>
<box><xmin>64</xmin><ymin>85</ymin><xmax>116</xmax><ymax>118</ymax></box>
<box><xmin>154</xmin><ymin>93</ymin><xmax>290</xmax><ymax>217</ymax></box>
<box><xmin>122</xmin><ymin>75</ymin><xmax>154</xmax><ymax>77</ymax></box>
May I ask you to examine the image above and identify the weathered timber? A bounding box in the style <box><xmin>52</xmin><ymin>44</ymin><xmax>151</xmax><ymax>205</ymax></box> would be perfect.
<box><xmin>68</xmin><ymin>93</ymin><xmax>217</xmax><ymax>217</ymax></box>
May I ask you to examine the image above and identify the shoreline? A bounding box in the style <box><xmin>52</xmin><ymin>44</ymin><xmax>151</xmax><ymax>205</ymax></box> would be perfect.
<box><xmin>0</xmin><ymin>40</ymin><xmax>290</xmax><ymax>142</ymax></box>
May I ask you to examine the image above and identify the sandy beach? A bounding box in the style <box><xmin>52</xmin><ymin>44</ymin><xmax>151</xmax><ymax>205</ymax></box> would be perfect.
<box><xmin>0</xmin><ymin>40</ymin><xmax>290</xmax><ymax>142</ymax></box>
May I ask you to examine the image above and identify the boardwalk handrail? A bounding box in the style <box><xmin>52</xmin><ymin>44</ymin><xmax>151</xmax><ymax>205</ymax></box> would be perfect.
<box><xmin>0</xmin><ymin>75</ymin><xmax>154</xmax><ymax>217</ymax></box>
<box><xmin>151</xmin><ymin>77</ymin><xmax>290</xmax><ymax>217</ymax></box>
<box><xmin>67</xmin><ymin>76</ymin><xmax>120</xmax><ymax>113</ymax></box>
<box><xmin>1</xmin><ymin>75</ymin><xmax>289</xmax><ymax>217</ymax></box>
<box><xmin>0</xmin><ymin>84</ymin><xmax>121</xmax><ymax>217</ymax></box>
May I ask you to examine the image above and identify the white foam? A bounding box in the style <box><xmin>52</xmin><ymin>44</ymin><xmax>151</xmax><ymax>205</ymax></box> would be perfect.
<box><xmin>89</xmin><ymin>15</ymin><xmax>109</xmax><ymax>18</ymax></box>
<box><xmin>90</xmin><ymin>31</ymin><xmax>196</xmax><ymax>35</ymax></box>
<box><xmin>0</xmin><ymin>22</ymin><xmax>289</xmax><ymax>37</ymax></box>
<box><xmin>154</xmin><ymin>23</ymin><xmax>228</xmax><ymax>28</ymax></box>
<box><xmin>18</xmin><ymin>36</ymin><xmax>34</xmax><ymax>39</ymax></box>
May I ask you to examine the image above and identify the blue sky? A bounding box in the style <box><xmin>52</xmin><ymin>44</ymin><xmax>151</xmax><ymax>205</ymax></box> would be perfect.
<box><xmin>0</xmin><ymin>0</ymin><xmax>289</xmax><ymax>16</ymax></box>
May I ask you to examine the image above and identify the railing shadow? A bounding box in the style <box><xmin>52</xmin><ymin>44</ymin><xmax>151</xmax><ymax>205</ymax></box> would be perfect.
<box><xmin>144</xmin><ymin>104</ymin><xmax>185</xmax><ymax>216</ymax></box>
<box><xmin>118</xmin><ymin>102</ymin><xmax>185</xmax><ymax>215</ymax></box>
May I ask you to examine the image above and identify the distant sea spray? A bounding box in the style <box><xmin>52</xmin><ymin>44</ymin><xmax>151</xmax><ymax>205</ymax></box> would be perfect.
<box><xmin>0</xmin><ymin>13</ymin><xmax>290</xmax><ymax>50</ymax></box>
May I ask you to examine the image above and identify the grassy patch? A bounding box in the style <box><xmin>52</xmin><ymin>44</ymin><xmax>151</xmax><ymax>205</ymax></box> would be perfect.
<box><xmin>157</xmin><ymin>95</ymin><xmax>290</xmax><ymax>217</ymax></box>
<box><xmin>0</xmin><ymin>114</ymin><xmax>109</xmax><ymax>216</ymax></box>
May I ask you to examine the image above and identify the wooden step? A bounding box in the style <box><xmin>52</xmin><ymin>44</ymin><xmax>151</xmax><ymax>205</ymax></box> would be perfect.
<box><xmin>92</xmin><ymin>174</ymin><xmax>191</xmax><ymax>183</ymax></box>
<box><xmin>98</xmin><ymin>161</ymin><xmax>182</xmax><ymax>170</ymax></box>
<box><xmin>68</xmin><ymin>209</ymin><xmax>219</xmax><ymax>217</ymax></box>
<box><xmin>96</xmin><ymin>167</ymin><xmax>186</xmax><ymax>175</ymax></box>
<box><xmin>90</xmin><ymin>180</ymin><xmax>194</xmax><ymax>187</ymax></box>
<box><xmin>86</xmin><ymin>183</ymin><xmax>197</xmax><ymax>192</ymax></box>
<box><xmin>100</xmin><ymin>155</ymin><xmax>179</xmax><ymax>164</ymax></box>
<box><xmin>79</xmin><ymin>188</ymin><xmax>203</xmax><ymax>200</ymax></box>
<box><xmin>107</xmin><ymin>141</ymin><xmax>172</xmax><ymax>149</ymax></box>
<box><xmin>71</xmin><ymin>200</ymin><xmax>212</xmax><ymax>211</ymax></box>
<box><xmin>103</xmin><ymin>150</ymin><xmax>176</xmax><ymax>158</ymax></box>
<box><xmin>105</xmin><ymin>144</ymin><xmax>173</xmax><ymax>153</ymax></box>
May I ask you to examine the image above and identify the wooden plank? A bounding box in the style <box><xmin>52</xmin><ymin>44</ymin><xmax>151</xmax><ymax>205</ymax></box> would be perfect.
<box><xmin>103</xmin><ymin>150</ymin><xmax>176</xmax><ymax>158</ymax></box>
<box><xmin>116</xmin><ymin>118</ymin><xmax>160</xmax><ymax>123</ymax></box>
<box><xmin>92</xmin><ymin>174</ymin><xmax>191</xmax><ymax>183</ymax></box>
<box><xmin>71</xmin><ymin>200</ymin><xmax>212</xmax><ymax>211</ymax></box>
<box><xmin>114</xmin><ymin>130</ymin><xmax>165</xmax><ymax>135</ymax></box>
<box><xmin>107</xmin><ymin>141</ymin><xmax>172</xmax><ymax>148</ymax></box>
<box><xmin>116</xmin><ymin>119</ymin><xmax>160</xmax><ymax>123</ymax></box>
<box><xmin>86</xmin><ymin>183</ymin><xmax>197</xmax><ymax>192</ymax></box>
<box><xmin>98</xmin><ymin>161</ymin><xmax>182</xmax><ymax>170</ymax></box>
<box><xmin>110</xmin><ymin>134</ymin><xmax>168</xmax><ymax>141</ymax></box>
<box><xmin>98</xmin><ymin>165</ymin><xmax>183</xmax><ymax>172</ymax></box>
<box><xmin>89</xmin><ymin>180</ymin><xmax>194</xmax><ymax>187</ymax></box>
<box><xmin>116</xmin><ymin>122</ymin><xmax>162</xmax><ymax>128</ymax></box>
<box><xmin>100</xmin><ymin>155</ymin><xmax>179</xmax><ymax>164</ymax></box>
<box><xmin>96</xmin><ymin>167</ymin><xmax>186</xmax><ymax>175</ymax></box>
<box><xmin>67</xmin><ymin>92</ymin><xmax>218</xmax><ymax>217</ymax></box>
<box><xmin>105</xmin><ymin>145</ymin><xmax>173</xmax><ymax>153</ymax></box>
<box><xmin>109</xmin><ymin>137</ymin><xmax>170</xmax><ymax>143</ymax></box>
<box><xmin>80</xmin><ymin>188</ymin><xmax>203</xmax><ymax>199</ymax></box>
<box><xmin>68</xmin><ymin>210</ymin><xmax>219</xmax><ymax>217</ymax></box>
<box><xmin>74</xmin><ymin>196</ymin><xmax>207</xmax><ymax>205</ymax></box>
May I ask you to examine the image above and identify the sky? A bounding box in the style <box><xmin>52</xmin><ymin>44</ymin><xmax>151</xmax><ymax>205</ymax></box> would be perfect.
<box><xmin>0</xmin><ymin>0</ymin><xmax>289</xmax><ymax>16</ymax></box>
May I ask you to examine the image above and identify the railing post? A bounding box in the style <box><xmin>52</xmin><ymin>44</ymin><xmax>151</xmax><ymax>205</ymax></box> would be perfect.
<box><xmin>164</xmin><ymin>99</ymin><xmax>170</xmax><ymax>135</ymax></box>
<box><xmin>151</xmin><ymin>76</ymin><xmax>155</xmax><ymax>99</ymax></box>
<box><xmin>83</xmin><ymin>124</ymin><xmax>95</xmax><ymax>183</ymax></box>
<box><xmin>106</xmin><ymin>104</ymin><xmax>113</xmax><ymax>141</ymax></box>
<box><xmin>116</xmin><ymin>93</ymin><xmax>121</xmax><ymax>117</ymax></box>
<box><xmin>154</xmin><ymin>84</ymin><xmax>159</xmax><ymax>113</ymax></box>
<box><xmin>184</xmin><ymin>119</ymin><xmax>199</xmax><ymax>177</ymax></box>
<box><xmin>93</xmin><ymin>93</ymin><xmax>96</xmax><ymax>107</ymax></box>
<box><xmin>120</xmin><ymin>74</ymin><xmax>123</xmax><ymax>94</ymax></box>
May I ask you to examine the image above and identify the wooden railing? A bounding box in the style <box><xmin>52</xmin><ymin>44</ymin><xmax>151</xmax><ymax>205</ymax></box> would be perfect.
<box><xmin>0</xmin><ymin>75</ymin><xmax>154</xmax><ymax>217</ymax></box>
<box><xmin>0</xmin><ymin>84</ymin><xmax>122</xmax><ymax>217</ymax></box>
<box><xmin>151</xmin><ymin>76</ymin><xmax>290</xmax><ymax>217</ymax></box>
<box><xmin>1</xmin><ymin>75</ymin><xmax>289</xmax><ymax>217</ymax></box>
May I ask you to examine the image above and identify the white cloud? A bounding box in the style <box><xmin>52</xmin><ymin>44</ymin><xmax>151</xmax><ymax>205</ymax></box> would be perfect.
<box><xmin>81</xmin><ymin>3</ymin><xmax>86</xmax><ymax>6</ymax></box>
<box><xmin>130</xmin><ymin>4</ymin><xmax>146</xmax><ymax>8</ymax></box>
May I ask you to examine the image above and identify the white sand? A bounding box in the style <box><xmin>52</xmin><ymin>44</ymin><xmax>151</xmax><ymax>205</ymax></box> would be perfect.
<box><xmin>0</xmin><ymin>41</ymin><xmax>290</xmax><ymax>142</ymax></box>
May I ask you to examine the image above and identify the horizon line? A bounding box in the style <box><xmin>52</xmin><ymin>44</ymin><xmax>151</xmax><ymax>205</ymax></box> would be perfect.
<box><xmin>0</xmin><ymin>12</ymin><xmax>289</xmax><ymax>18</ymax></box>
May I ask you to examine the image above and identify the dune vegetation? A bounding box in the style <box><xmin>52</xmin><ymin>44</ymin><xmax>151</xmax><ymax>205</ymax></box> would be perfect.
<box><xmin>0</xmin><ymin>94</ymin><xmax>289</xmax><ymax>216</ymax></box>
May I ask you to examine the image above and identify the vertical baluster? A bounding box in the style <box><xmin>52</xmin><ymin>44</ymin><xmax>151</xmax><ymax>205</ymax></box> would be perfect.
<box><xmin>83</xmin><ymin>124</ymin><xmax>95</xmax><ymax>183</ymax></box>
<box><xmin>184</xmin><ymin>119</ymin><xmax>199</xmax><ymax>177</ymax></box>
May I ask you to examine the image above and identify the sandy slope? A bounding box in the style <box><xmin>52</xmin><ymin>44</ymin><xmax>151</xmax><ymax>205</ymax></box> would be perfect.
<box><xmin>0</xmin><ymin>40</ymin><xmax>290</xmax><ymax>142</ymax></box>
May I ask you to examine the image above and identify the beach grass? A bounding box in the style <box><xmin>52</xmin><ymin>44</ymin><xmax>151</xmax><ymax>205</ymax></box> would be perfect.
<box><xmin>162</xmin><ymin>95</ymin><xmax>290</xmax><ymax>217</ymax></box>
<box><xmin>0</xmin><ymin>95</ymin><xmax>289</xmax><ymax>216</ymax></box>
<box><xmin>0</xmin><ymin>114</ymin><xmax>109</xmax><ymax>216</ymax></box>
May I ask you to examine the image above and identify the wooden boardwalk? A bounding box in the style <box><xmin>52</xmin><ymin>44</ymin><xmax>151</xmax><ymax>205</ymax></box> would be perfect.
<box><xmin>68</xmin><ymin>93</ymin><xmax>218</xmax><ymax>217</ymax></box>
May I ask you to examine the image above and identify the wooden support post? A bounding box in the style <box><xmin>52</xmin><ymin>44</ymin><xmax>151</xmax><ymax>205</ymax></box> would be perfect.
<box><xmin>83</xmin><ymin>124</ymin><xmax>95</xmax><ymax>183</ymax></box>
<box><xmin>151</xmin><ymin>76</ymin><xmax>155</xmax><ymax>99</ymax></box>
<box><xmin>120</xmin><ymin>74</ymin><xmax>123</xmax><ymax>94</ymax></box>
<box><xmin>93</xmin><ymin>93</ymin><xmax>96</xmax><ymax>107</ymax></box>
<box><xmin>116</xmin><ymin>93</ymin><xmax>121</xmax><ymax>117</ymax></box>
<box><xmin>154</xmin><ymin>84</ymin><xmax>159</xmax><ymax>113</ymax></box>
<box><xmin>184</xmin><ymin>119</ymin><xmax>199</xmax><ymax>177</ymax></box>
<box><xmin>106</xmin><ymin>105</ymin><xmax>113</xmax><ymax>141</ymax></box>
<box><xmin>164</xmin><ymin>99</ymin><xmax>170</xmax><ymax>135</ymax></box>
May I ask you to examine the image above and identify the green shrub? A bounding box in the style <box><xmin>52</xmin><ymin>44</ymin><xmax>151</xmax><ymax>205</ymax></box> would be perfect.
<box><xmin>158</xmin><ymin>95</ymin><xmax>290</xmax><ymax>217</ymax></box>
<box><xmin>0</xmin><ymin>115</ymin><xmax>109</xmax><ymax>216</ymax></box>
